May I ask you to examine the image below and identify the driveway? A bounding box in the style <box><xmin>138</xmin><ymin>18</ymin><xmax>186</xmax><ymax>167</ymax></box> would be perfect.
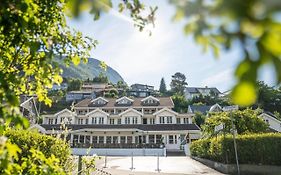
<box><xmin>95</xmin><ymin>156</ymin><xmax>225</xmax><ymax>175</ymax></box>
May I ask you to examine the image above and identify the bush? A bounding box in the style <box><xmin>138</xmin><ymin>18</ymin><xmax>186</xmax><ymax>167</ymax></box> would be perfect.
<box><xmin>4</xmin><ymin>129</ymin><xmax>71</xmax><ymax>167</ymax></box>
<box><xmin>190</xmin><ymin>133</ymin><xmax>281</xmax><ymax>165</ymax></box>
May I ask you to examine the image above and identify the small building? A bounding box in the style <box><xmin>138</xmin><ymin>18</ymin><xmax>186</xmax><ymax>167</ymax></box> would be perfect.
<box><xmin>129</xmin><ymin>83</ymin><xmax>156</xmax><ymax>97</ymax></box>
<box><xmin>39</xmin><ymin>96</ymin><xmax>201</xmax><ymax>156</ymax></box>
<box><xmin>188</xmin><ymin>104</ymin><xmax>223</xmax><ymax>115</ymax></box>
<box><xmin>20</xmin><ymin>95</ymin><xmax>39</xmax><ymax>124</ymax></box>
<box><xmin>185</xmin><ymin>87</ymin><xmax>221</xmax><ymax>100</ymax></box>
<box><xmin>66</xmin><ymin>90</ymin><xmax>96</xmax><ymax>102</ymax></box>
<box><xmin>259</xmin><ymin>112</ymin><xmax>281</xmax><ymax>132</ymax></box>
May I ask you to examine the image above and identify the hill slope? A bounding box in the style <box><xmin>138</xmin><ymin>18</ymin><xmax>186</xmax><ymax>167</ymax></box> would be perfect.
<box><xmin>56</xmin><ymin>58</ymin><xmax>124</xmax><ymax>84</ymax></box>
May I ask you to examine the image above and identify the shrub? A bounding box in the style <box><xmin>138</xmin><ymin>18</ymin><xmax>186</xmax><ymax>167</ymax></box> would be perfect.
<box><xmin>190</xmin><ymin>133</ymin><xmax>281</xmax><ymax>165</ymax></box>
<box><xmin>4</xmin><ymin>129</ymin><xmax>71</xmax><ymax>167</ymax></box>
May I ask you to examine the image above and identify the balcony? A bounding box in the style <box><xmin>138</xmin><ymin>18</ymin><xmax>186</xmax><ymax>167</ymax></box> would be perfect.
<box><xmin>71</xmin><ymin>143</ymin><xmax>163</xmax><ymax>149</ymax></box>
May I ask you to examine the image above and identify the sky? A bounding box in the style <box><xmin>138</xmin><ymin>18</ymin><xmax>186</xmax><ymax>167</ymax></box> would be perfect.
<box><xmin>67</xmin><ymin>0</ymin><xmax>275</xmax><ymax>93</ymax></box>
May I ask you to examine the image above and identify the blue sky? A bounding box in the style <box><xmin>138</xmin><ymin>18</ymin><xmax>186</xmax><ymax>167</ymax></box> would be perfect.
<box><xmin>67</xmin><ymin>0</ymin><xmax>275</xmax><ymax>92</ymax></box>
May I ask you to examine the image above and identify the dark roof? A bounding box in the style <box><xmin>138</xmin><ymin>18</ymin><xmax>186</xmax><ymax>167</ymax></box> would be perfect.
<box><xmin>189</xmin><ymin>105</ymin><xmax>212</xmax><ymax>114</ymax></box>
<box><xmin>75</xmin><ymin>97</ymin><xmax>174</xmax><ymax>108</ymax></box>
<box><xmin>186</xmin><ymin>87</ymin><xmax>221</xmax><ymax>94</ymax></box>
<box><xmin>186</xmin><ymin>87</ymin><xmax>199</xmax><ymax>93</ymax></box>
<box><xmin>40</xmin><ymin>124</ymin><xmax>200</xmax><ymax>131</ymax></box>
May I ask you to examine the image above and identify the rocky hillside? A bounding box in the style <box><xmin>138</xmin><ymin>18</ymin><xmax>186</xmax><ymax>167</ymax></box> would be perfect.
<box><xmin>56</xmin><ymin>57</ymin><xmax>124</xmax><ymax>84</ymax></box>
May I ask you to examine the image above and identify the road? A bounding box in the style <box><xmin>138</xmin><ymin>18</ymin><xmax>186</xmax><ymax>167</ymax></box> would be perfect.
<box><xmin>95</xmin><ymin>156</ymin><xmax>225</xmax><ymax>175</ymax></box>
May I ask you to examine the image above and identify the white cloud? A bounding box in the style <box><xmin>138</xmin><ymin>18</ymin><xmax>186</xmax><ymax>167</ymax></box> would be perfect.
<box><xmin>201</xmin><ymin>68</ymin><xmax>235</xmax><ymax>91</ymax></box>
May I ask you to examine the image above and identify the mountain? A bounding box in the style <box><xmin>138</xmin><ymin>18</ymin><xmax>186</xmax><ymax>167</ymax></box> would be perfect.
<box><xmin>55</xmin><ymin>57</ymin><xmax>124</xmax><ymax>84</ymax></box>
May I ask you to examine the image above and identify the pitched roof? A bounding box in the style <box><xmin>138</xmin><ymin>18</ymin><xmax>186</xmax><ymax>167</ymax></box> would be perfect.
<box><xmin>40</xmin><ymin>124</ymin><xmax>200</xmax><ymax>131</ymax></box>
<box><xmin>119</xmin><ymin>108</ymin><xmax>143</xmax><ymax>116</ymax></box>
<box><xmin>186</xmin><ymin>87</ymin><xmax>221</xmax><ymax>94</ymax></box>
<box><xmin>189</xmin><ymin>105</ymin><xmax>212</xmax><ymax>114</ymax></box>
<box><xmin>85</xmin><ymin>108</ymin><xmax>109</xmax><ymax>116</ymax></box>
<box><xmin>54</xmin><ymin>108</ymin><xmax>76</xmax><ymax>117</ymax></box>
<box><xmin>75</xmin><ymin>97</ymin><xmax>174</xmax><ymax>108</ymax></box>
<box><xmin>153</xmin><ymin>107</ymin><xmax>178</xmax><ymax>116</ymax></box>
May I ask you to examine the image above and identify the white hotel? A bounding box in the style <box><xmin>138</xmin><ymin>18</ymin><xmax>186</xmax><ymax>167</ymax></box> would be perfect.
<box><xmin>39</xmin><ymin>96</ymin><xmax>200</xmax><ymax>156</ymax></box>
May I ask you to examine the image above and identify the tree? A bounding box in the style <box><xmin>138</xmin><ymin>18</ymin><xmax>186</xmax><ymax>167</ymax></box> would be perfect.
<box><xmin>170</xmin><ymin>72</ymin><xmax>188</xmax><ymax>95</ymax></box>
<box><xmin>170</xmin><ymin>0</ymin><xmax>281</xmax><ymax>106</ymax></box>
<box><xmin>172</xmin><ymin>94</ymin><xmax>189</xmax><ymax>113</ymax></box>
<box><xmin>202</xmin><ymin>108</ymin><xmax>269</xmax><ymax>138</ymax></box>
<box><xmin>92</xmin><ymin>73</ymin><xmax>109</xmax><ymax>83</ymax></box>
<box><xmin>255</xmin><ymin>81</ymin><xmax>281</xmax><ymax>114</ymax></box>
<box><xmin>159</xmin><ymin>77</ymin><xmax>167</xmax><ymax>95</ymax></box>
<box><xmin>193</xmin><ymin>112</ymin><xmax>206</xmax><ymax>128</ymax></box>
<box><xmin>67</xmin><ymin>79</ymin><xmax>82</xmax><ymax>91</ymax></box>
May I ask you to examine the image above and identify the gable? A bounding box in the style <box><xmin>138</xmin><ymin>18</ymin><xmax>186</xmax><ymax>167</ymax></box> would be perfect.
<box><xmin>54</xmin><ymin>109</ymin><xmax>75</xmax><ymax>117</ymax></box>
<box><xmin>91</xmin><ymin>97</ymin><xmax>108</xmax><ymax>106</ymax></box>
<box><xmin>119</xmin><ymin>108</ymin><xmax>142</xmax><ymax>116</ymax></box>
<box><xmin>86</xmin><ymin>109</ymin><xmax>109</xmax><ymax>117</ymax></box>
<box><xmin>116</xmin><ymin>97</ymin><xmax>134</xmax><ymax>105</ymax></box>
<box><xmin>141</xmin><ymin>96</ymin><xmax>160</xmax><ymax>106</ymax></box>
<box><xmin>153</xmin><ymin>107</ymin><xmax>178</xmax><ymax>116</ymax></box>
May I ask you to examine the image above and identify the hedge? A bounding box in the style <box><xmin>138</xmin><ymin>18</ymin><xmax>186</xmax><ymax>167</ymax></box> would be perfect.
<box><xmin>190</xmin><ymin>133</ymin><xmax>281</xmax><ymax>165</ymax></box>
<box><xmin>4</xmin><ymin>129</ymin><xmax>71</xmax><ymax>166</ymax></box>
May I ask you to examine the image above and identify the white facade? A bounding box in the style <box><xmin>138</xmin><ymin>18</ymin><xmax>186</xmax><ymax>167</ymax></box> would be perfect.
<box><xmin>40</xmin><ymin>96</ymin><xmax>201</xmax><ymax>154</ymax></box>
<box><xmin>259</xmin><ymin>113</ymin><xmax>281</xmax><ymax>132</ymax></box>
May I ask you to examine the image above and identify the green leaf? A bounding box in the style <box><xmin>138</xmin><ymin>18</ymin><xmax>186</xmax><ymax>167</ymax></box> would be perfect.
<box><xmin>72</xmin><ymin>55</ymin><xmax>80</xmax><ymax>66</ymax></box>
<box><xmin>231</xmin><ymin>81</ymin><xmax>257</xmax><ymax>106</ymax></box>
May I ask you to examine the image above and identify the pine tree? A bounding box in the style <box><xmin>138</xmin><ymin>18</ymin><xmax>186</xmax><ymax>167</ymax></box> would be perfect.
<box><xmin>159</xmin><ymin>77</ymin><xmax>167</xmax><ymax>95</ymax></box>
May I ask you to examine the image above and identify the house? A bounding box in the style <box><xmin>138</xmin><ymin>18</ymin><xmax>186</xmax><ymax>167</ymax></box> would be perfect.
<box><xmin>128</xmin><ymin>83</ymin><xmax>157</xmax><ymax>97</ymax></box>
<box><xmin>66</xmin><ymin>90</ymin><xmax>96</xmax><ymax>102</ymax></box>
<box><xmin>185</xmin><ymin>86</ymin><xmax>221</xmax><ymax>100</ymax></box>
<box><xmin>259</xmin><ymin>112</ymin><xmax>281</xmax><ymax>132</ymax></box>
<box><xmin>51</xmin><ymin>83</ymin><xmax>68</xmax><ymax>91</ymax></box>
<box><xmin>20</xmin><ymin>95</ymin><xmax>39</xmax><ymax>124</ymax></box>
<box><xmin>39</xmin><ymin>96</ymin><xmax>201</xmax><ymax>156</ymax></box>
<box><xmin>188</xmin><ymin>104</ymin><xmax>223</xmax><ymax>115</ymax></box>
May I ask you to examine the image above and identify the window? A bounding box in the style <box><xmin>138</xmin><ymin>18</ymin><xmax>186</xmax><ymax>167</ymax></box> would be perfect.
<box><xmin>85</xmin><ymin>119</ymin><xmax>88</xmax><ymax>124</ymax></box>
<box><xmin>99</xmin><ymin>117</ymin><xmax>104</xmax><ymax>124</ymax></box>
<box><xmin>98</xmin><ymin>136</ymin><xmax>104</xmax><ymax>143</ymax></box>
<box><xmin>78</xmin><ymin>118</ymin><xmax>83</xmax><ymax>124</ymax></box>
<box><xmin>79</xmin><ymin>135</ymin><xmax>85</xmax><ymax>143</ymax></box>
<box><xmin>113</xmin><ymin>136</ymin><xmax>118</xmax><ymax>144</ymax></box>
<box><xmin>150</xmin><ymin>118</ymin><xmax>155</xmax><ymax>124</ymax></box>
<box><xmin>127</xmin><ymin>136</ymin><xmax>132</xmax><ymax>143</ymax></box>
<box><xmin>120</xmin><ymin>136</ymin><xmax>126</xmax><ymax>143</ymax></box>
<box><xmin>85</xmin><ymin>136</ymin><xmax>90</xmax><ymax>144</ymax></box>
<box><xmin>167</xmin><ymin>116</ymin><xmax>173</xmax><ymax>123</ymax></box>
<box><xmin>149</xmin><ymin>135</ymin><xmax>155</xmax><ymax>143</ymax></box>
<box><xmin>156</xmin><ymin>135</ymin><xmax>162</xmax><ymax>144</ymax></box>
<box><xmin>110</xmin><ymin>119</ymin><xmax>115</xmax><ymax>125</ymax></box>
<box><xmin>92</xmin><ymin>117</ymin><xmax>97</xmax><ymax>124</ymax></box>
<box><xmin>48</xmin><ymin>118</ymin><xmax>53</xmax><ymax>124</ymax></box>
<box><xmin>160</xmin><ymin>117</ymin><xmax>165</xmax><ymax>124</ymax></box>
<box><xmin>125</xmin><ymin>117</ymin><xmax>131</xmax><ymax>124</ymax></box>
<box><xmin>176</xmin><ymin>118</ymin><xmax>181</xmax><ymax>124</ymax></box>
<box><xmin>174</xmin><ymin>135</ymin><xmax>178</xmax><ymax>144</ymax></box>
<box><xmin>183</xmin><ymin>118</ymin><xmax>189</xmax><ymax>124</ymax></box>
<box><xmin>132</xmin><ymin>117</ymin><xmax>138</xmax><ymax>124</ymax></box>
<box><xmin>117</xmin><ymin>119</ymin><xmax>121</xmax><ymax>124</ymax></box>
<box><xmin>169</xmin><ymin>135</ymin><xmax>174</xmax><ymax>144</ymax></box>
<box><xmin>73</xmin><ymin>135</ymin><xmax>79</xmax><ymax>144</ymax></box>
<box><xmin>92</xmin><ymin>136</ymin><xmax>98</xmax><ymax>143</ymax></box>
<box><xmin>106</xmin><ymin>136</ymin><xmax>112</xmax><ymax>144</ymax></box>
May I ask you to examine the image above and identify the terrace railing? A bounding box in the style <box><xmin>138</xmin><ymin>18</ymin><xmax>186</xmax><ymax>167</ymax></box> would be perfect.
<box><xmin>72</xmin><ymin>143</ymin><xmax>163</xmax><ymax>149</ymax></box>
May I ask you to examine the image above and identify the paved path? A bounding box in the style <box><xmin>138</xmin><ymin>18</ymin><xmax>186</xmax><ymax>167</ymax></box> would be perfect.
<box><xmin>95</xmin><ymin>156</ymin><xmax>225</xmax><ymax>175</ymax></box>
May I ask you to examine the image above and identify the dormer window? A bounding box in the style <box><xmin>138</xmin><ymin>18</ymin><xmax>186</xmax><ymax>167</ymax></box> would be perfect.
<box><xmin>141</xmin><ymin>96</ymin><xmax>160</xmax><ymax>106</ymax></box>
<box><xmin>116</xmin><ymin>97</ymin><xmax>134</xmax><ymax>106</ymax></box>
<box><xmin>90</xmin><ymin>97</ymin><xmax>108</xmax><ymax>106</ymax></box>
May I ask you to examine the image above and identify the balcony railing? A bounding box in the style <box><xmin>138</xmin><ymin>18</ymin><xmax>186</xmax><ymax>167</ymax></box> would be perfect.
<box><xmin>71</xmin><ymin>143</ymin><xmax>163</xmax><ymax>149</ymax></box>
